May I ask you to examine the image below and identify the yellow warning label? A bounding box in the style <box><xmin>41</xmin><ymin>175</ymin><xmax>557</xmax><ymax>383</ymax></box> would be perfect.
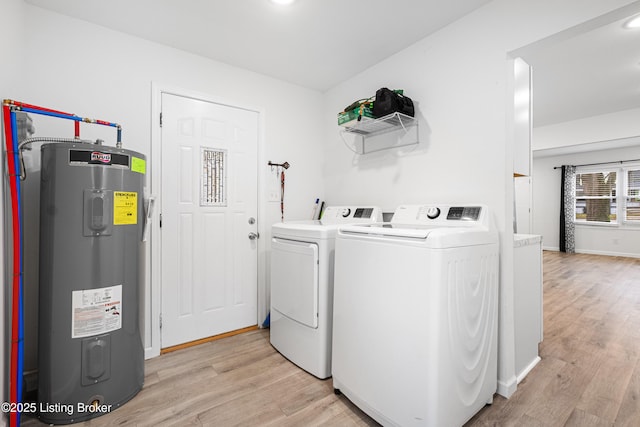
<box><xmin>114</xmin><ymin>191</ymin><xmax>138</xmax><ymax>225</ymax></box>
<box><xmin>131</xmin><ymin>157</ymin><xmax>146</xmax><ymax>174</ymax></box>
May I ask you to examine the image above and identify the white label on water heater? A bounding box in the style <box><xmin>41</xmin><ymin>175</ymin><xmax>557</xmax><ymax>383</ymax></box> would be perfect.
<box><xmin>71</xmin><ymin>284</ymin><xmax>123</xmax><ymax>339</ymax></box>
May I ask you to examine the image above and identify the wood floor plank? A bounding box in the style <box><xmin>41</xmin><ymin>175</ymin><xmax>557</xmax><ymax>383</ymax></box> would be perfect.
<box><xmin>263</xmin><ymin>393</ymin><xmax>377</xmax><ymax>427</ymax></box>
<box><xmin>125</xmin><ymin>355</ymin><xmax>300</xmax><ymax>426</ymax></box>
<box><xmin>613</xmin><ymin>359</ymin><xmax>640</xmax><ymax>426</ymax></box>
<box><xmin>522</xmin><ymin>391</ymin><xmax>579</xmax><ymax>425</ymax></box>
<box><xmin>565</xmin><ymin>408</ymin><xmax>612</xmax><ymax>427</ymax></box>
<box><xmin>466</xmin><ymin>355</ymin><xmax>567</xmax><ymax>425</ymax></box>
<box><xmin>540</xmin><ymin>354</ymin><xmax>596</xmax><ymax>398</ymax></box>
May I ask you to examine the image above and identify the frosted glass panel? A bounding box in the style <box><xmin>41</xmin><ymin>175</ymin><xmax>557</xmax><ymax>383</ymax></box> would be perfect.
<box><xmin>200</xmin><ymin>147</ymin><xmax>227</xmax><ymax>206</ymax></box>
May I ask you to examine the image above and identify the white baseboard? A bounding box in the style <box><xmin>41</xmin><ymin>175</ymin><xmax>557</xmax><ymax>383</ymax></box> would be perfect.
<box><xmin>145</xmin><ymin>346</ymin><xmax>160</xmax><ymax>360</ymax></box>
<box><xmin>576</xmin><ymin>249</ymin><xmax>640</xmax><ymax>258</ymax></box>
<box><xmin>542</xmin><ymin>247</ymin><xmax>640</xmax><ymax>258</ymax></box>
<box><xmin>517</xmin><ymin>356</ymin><xmax>541</xmax><ymax>384</ymax></box>
<box><xmin>497</xmin><ymin>376</ymin><xmax>517</xmax><ymax>398</ymax></box>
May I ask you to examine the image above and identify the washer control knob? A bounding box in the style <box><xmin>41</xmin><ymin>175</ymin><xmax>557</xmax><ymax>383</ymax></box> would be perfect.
<box><xmin>341</xmin><ymin>208</ymin><xmax>352</xmax><ymax>218</ymax></box>
<box><xmin>426</xmin><ymin>207</ymin><xmax>441</xmax><ymax>219</ymax></box>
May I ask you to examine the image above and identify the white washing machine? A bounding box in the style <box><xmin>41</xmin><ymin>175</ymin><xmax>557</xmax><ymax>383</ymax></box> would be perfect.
<box><xmin>270</xmin><ymin>206</ymin><xmax>382</xmax><ymax>379</ymax></box>
<box><xmin>332</xmin><ymin>204</ymin><xmax>499</xmax><ymax>427</ymax></box>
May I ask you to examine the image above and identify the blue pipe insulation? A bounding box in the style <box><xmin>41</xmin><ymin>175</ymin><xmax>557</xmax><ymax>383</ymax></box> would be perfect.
<box><xmin>18</xmin><ymin>106</ymin><xmax>82</xmax><ymax>122</ymax></box>
<box><xmin>9</xmin><ymin>111</ymin><xmax>24</xmax><ymax>426</ymax></box>
<box><xmin>19</xmin><ymin>106</ymin><xmax>118</xmax><ymax>127</ymax></box>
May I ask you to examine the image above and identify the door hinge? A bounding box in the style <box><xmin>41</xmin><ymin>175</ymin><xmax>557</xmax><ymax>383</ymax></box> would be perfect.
<box><xmin>159</xmin><ymin>313</ymin><xmax>163</xmax><ymax>329</ymax></box>
<box><xmin>159</xmin><ymin>213</ymin><xmax>163</xmax><ymax>228</ymax></box>
<box><xmin>159</xmin><ymin>112</ymin><xmax>163</xmax><ymax>127</ymax></box>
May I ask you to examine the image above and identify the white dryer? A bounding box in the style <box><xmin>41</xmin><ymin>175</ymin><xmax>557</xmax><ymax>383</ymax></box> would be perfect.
<box><xmin>270</xmin><ymin>206</ymin><xmax>382</xmax><ymax>379</ymax></box>
<box><xmin>332</xmin><ymin>204</ymin><xmax>499</xmax><ymax>427</ymax></box>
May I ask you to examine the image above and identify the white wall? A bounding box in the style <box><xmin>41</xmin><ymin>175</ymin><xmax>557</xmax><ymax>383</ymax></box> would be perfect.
<box><xmin>533</xmin><ymin>147</ymin><xmax>640</xmax><ymax>257</ymax></box>
<box><xmin>0</xmin><ymin>0</ymin><xmax>24</xmax><ymax>90</ymax></box>
<box><xmin>534</xmin><ymin>107</ymin><xmax>640</xmax><ymax>150</ymax></box>
<box><xmin>322</xmin><ymin>0</ymin><xmax>637</xmax><ymax>396</ymax></box>
<box><xmin>10</xmin><ymin>3</ymin><xmax>326</xmax><ymax>374</ymax></box>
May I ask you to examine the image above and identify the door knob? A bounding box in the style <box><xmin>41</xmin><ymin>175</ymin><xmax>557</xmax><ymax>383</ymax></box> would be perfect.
<box><xmin>248</xmin><ymin>232</ymin><xmax>259</xmax><ymax>240</ymax></box>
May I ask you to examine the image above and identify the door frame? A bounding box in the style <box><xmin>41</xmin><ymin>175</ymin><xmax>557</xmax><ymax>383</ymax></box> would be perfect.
<box><xmin>147</xmin><ymin>82</ymin><xmax>267</xmax><ymax>359</ymax></box>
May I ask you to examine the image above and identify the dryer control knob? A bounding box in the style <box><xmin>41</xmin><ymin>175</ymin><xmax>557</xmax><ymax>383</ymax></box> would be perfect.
<box><xmin>341</xmin><ymin>208</ymin><xmax>352</xmax><ymax>218</ymax></box>
<box><xmin>426</xmin><ymin>207</ymin><xmax>441</xmax><ymax>219</ymax></box>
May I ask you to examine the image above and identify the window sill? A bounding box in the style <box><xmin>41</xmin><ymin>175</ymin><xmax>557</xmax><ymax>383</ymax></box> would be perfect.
<box><xmin>575</xmin><ymin>222</ymin><xmax>640</xmax><ymax>230</ymax></box>
<box><xmin>575</xmin><ymin>222</ymin><xmax>618</xmax><ymax>228</ymax></box>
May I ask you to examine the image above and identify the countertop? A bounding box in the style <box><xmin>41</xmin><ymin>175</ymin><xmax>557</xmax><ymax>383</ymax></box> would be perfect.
<box><xmin>514</xmin><ymin>234</ymin><xmax>542</xmax><ymax>248</ymax></box>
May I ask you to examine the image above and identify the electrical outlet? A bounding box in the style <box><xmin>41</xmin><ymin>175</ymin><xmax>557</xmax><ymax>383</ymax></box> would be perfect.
<box><xmin>269</xmin><ymin>191</ymin><xmax>280</xmax><ymax>202</ymax></box>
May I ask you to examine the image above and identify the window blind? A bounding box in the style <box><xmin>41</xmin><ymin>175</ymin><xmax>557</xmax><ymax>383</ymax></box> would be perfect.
<box><xmin>626</xmin><ymin>169</ymin><xmax>640</xmax><ymax>221</ymax></box>
<box><xmin>575</xmin><ymin>171</ymin><xmax>617</xmax><ymax>223</ymax></box>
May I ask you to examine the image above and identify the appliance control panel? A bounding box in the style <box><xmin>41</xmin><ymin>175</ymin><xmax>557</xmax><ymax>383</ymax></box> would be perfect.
<box><xmin>321</xmin><ymin>206</ymin><xmax>383</xmax><ymax>223</ymax></box>
<box><xmin>391</xmin><ymin>204</ymin><xmax>487</xmax><ymax>227</ymax></box>
<box><xmin>446</xmin><ymin>206</ymin><xmax>482</xmax><ymax>221</ymax></box>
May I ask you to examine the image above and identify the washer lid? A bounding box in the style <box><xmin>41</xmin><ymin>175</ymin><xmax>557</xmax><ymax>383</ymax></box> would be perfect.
<box><xmin>338</xmin><ymin>223</ymin><xmax>498</xmax><ymax>247</ymax></box>
<box><xmin>339</xmin><ymin>223</ymin><xmax>434</xmax><ymax>239</ymax></box>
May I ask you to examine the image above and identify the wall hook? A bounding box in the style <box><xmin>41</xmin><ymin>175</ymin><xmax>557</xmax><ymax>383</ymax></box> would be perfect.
<box><xmin>268</xmin><ymin>161</ymin><xmax>290</xmax><ymax>171</ymax></box>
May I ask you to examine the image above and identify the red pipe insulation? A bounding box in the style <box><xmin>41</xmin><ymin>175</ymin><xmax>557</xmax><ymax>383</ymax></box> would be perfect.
<box><xmin>3</xmin><ymin>103</ymin><xmax>21</xmax><ymax>427</ymax></box>
<box><xmin>5</xmin><ymin>99</ymin><xmax>74</xmax><ymax>116</ymax></box>
<box><xmin>5</xmin><ymin>100</ymin><xmax>122</xmax><ymax>145</ymax></box>
<box><xmin>7</xmin><ymin>99</ymin><xmax>81</xmax><ymax>140</ymax></box>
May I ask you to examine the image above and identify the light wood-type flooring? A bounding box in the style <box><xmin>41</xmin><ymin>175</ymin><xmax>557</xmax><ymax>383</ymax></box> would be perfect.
<box><xmin>22</xmin><ymin>251</ymin><xmax>640</xmax><ymax>426</ymax></box>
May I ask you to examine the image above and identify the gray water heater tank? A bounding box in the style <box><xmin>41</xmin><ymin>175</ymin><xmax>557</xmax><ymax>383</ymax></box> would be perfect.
<box><xmin>38</xmin><ymin>142</ymin><xmax>146</xmax><ymax>424</ymax></box>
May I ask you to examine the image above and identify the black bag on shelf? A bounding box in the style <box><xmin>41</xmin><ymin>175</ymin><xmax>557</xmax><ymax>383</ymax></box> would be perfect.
<box><xmin>372</xmin><ymin>88</ymin><xmax>415</xmax><ymax>118</ymax></box>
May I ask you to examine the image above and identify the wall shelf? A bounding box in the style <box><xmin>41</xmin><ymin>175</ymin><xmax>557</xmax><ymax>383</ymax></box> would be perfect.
<box><xmin>339</xmin><ymin>112</ymin><xmax>418</xmax><ymax>154</ymax></box>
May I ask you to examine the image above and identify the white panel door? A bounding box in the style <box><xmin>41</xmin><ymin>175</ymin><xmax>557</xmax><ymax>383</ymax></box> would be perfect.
<box><xmin>161</xmin><ymin>93</ymin><xmax>258</xmax><ymax>348</ymax></box>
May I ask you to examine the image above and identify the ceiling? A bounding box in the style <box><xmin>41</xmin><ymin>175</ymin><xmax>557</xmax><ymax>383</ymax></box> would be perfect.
<box><xmin>23</xmin><ymin>0</ymin><xmax>492</xmax><ymax>92</ymax></box>
<box><xmin>518</xmin><ymin>9</ymin><xmax>640</xmax><ymax>127</ymax></box>
<box><xmin>23</xmin><ymin>0</ymin><xmax>640</xmax><ymax>128</ymax></box>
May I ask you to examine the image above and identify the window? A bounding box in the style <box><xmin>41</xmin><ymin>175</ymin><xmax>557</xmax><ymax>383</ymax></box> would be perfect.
<box><xmin>574</xmin><ymin>165</ymin><xmax>640</xmax><ymax>225</ymax></box>
<box><xmin>575</xmin><ymin>170</ymin><xmax>617</xmax><ymax>223</ymax></box>
<box><xmin>626</xmin><ymin>168</ymin><xmax>640</xmax><ymax>221</ymax></box>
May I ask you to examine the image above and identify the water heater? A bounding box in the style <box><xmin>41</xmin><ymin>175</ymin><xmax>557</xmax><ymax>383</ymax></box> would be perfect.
<box><xmin>38</xmin><ymin>142</ymin><xmax>146</xmax><ymax>424</ymax></box>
